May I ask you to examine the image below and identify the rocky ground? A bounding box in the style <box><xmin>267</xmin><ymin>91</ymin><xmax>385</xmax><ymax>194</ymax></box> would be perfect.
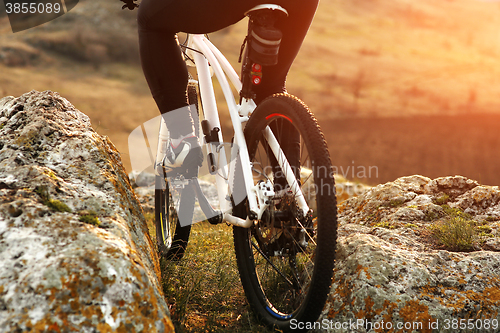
<box><xmin>131</xmin><ymin>172</ymin><xmax>500</xmax><ymax>333</ymax></box>
<box><xmin>0</xmin><ymin>91</ymin><xmax>173</xmax><ymax>332</ymax></box>
<box><xmin>318</xmin><ymin>175</ymin><xmax>500</xmax><ymax>333</ymax></box>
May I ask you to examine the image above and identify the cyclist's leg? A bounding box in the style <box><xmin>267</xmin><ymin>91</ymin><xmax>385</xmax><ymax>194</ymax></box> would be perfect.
<box><xmin>251</xmin><ymin>0</ymin><xmax>319</xmax><ymax>188</ymax></box>
<box><xmin>138</xmin><ymin>0</ymin><xmax>318</xmax><ymax>112</ymax></box>
<box><xmin>137</xmin><ymin>0</ymin><xmax>252</xmax><ymax>117</ymax></box>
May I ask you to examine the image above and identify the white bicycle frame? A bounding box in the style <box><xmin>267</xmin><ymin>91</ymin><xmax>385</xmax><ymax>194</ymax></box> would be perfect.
<box><xmin>185</xmin><ymin>31</ymin><xmax>309</xmax><ymax>228</ymax></box>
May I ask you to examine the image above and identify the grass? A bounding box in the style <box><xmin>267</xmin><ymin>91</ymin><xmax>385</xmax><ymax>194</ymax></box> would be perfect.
<box><xmin>0</xmin><ymin>62</ymin><xmax>159</xmax><ymax>174</ymax></box>
<box><xmin>434</xmin><ymin>194</ymin><xmax>450</xmax><ymax>205</ymax></box>
<box><xmin>426</xmin><ymin>204</ymin><xmax>488</xmax><ymax>252</ymax></box>
<box><xmin>34</xmin><ymin>185</ymin><xmax>72</xmax><ymax>213</ymax></box>
<box><xmin>45</xmin><ymin>199</ymin><xmax>72</xmax><ymax>213</ymax></box>
<box><xmin>78</xmin><ymin>210</ymin><xmax>101</xmax><ymax>226</ymax></box>
<box><xmin>374</xmin><ymin>221</ymin><xmax>397</xmax><ymax>229</ymax></box>
<box><xmin>428</xmin><ymin>216</ymin><xmax>477</xmax><ymax>252</ymax></box>
<box><xmin>143</xmin><ymin>215</ymin><xmax>276</xmax><ymax>332</ymax></box>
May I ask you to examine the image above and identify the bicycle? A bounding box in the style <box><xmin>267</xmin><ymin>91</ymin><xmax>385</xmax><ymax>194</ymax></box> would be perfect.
<box><xmin>154</xmin><ymin>4</ymin><xmax>338</xmax><ymax>331</ymax></box>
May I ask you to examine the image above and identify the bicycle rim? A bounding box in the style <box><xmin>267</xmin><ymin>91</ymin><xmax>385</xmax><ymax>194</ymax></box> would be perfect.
<box><xmin>155</xmin><ymin>175</ymin><xmax>191</xmax><ymax>260</ymax></box>
<box><xmin>233</xmin><ymin>94</ymin><xmax>337</xmax><ymax>330</ymax></box>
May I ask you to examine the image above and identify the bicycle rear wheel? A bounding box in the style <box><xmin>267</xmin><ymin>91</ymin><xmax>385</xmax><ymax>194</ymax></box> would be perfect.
<box><xmin>233</xmin><ymin>94</ymin><xmax>337</xmax><ymax>331</ymax></box>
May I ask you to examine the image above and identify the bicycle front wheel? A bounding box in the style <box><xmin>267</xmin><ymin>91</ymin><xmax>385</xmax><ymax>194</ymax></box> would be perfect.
<box><xmin>154</xmin><ymin>78</ymin><xmax>198</xmax><ymax>261</ymax></box>
<box><xmin>233</xmin><ymin>94</ymin><xmax>337</xmax><ymax>331</ymax></box>
<box><xmin>155</xmin><ymin>176</ymin><xmax>192</xmax><ymax>261</ymax></box>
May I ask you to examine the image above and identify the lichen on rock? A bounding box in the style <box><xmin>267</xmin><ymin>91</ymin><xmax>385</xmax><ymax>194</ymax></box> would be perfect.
<box><xmin>0</xmin><ymin>91</ymin><xmax>173</xmax><ymax>332</ymax></box>
<box><xmin>319</xmin><ymin>175</ymin><xmax>500</xmax><ymax>332</ymax></box>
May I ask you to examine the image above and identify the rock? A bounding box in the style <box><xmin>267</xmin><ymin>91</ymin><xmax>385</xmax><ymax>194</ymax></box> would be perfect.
<box><xmin>0</xmin><ymin>91</ymin><xmax>173</xmax><ymax>332</ymax></box>
<box><xmin>318</xmin><ymin>175</ymin><xmax>500</xmax><ymax>332</ymax></box>
<box><xmin>451</xmin><ymin>185</ymin><xmax>500</xmax><ymax>218</ymax></box>
<box><xmin>334</xmin><ymin>175</ymin><xmax>371</xmax><ymax>203</ymax></box>
<box><xmin>129</xmin><ymin>170</ymin><xmax>155</xmax><ymax>189</ymax></box>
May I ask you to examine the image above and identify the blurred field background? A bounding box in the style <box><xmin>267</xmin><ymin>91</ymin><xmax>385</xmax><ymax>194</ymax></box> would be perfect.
<box><xmin>1</xmin><ymin>0</ymin><xmax>500</xmax><ymax>185</ymax></box>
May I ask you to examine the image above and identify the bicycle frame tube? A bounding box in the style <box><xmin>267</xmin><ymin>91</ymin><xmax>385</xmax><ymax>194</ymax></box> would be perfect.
<box><xmin>186</xmin><ymin>34</ymin><xmax>310</xmax><ymax>225</ymax></box>
<box><xmin>190</xmin><ymin>43</ymin><xmax>230</xmax><ymax>214</ymax></box>
<box><xmin>263</xmin><ymin>127</ymin><xmax>309</xmax><ymax>216</ymax></box>
<box><xmin>190</xmin><ymin>35</ymin><xmax>259</xmax><ymax>222</ymax></box>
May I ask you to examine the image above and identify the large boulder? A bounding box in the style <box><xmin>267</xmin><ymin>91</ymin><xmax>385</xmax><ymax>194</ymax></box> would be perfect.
<box><xmin>318</xmin><ymin>175</ymin><xmax>500</xmax><ymax>333</ymax></box>
<box><xmin>0</xmin><ymin>91</ymin><xmax>173</xmax><ymax>332</ymax></box>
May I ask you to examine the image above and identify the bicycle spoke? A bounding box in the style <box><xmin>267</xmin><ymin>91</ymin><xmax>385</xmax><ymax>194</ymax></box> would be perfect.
<box><xmin>289</xmin><ymin>256</ymin><xmax>303</xmax><ymax>290</ymax></box>
<box><xmin>251</xmin><ymin>240</ymin><xmax>295</xmax><ymax>289</ymax></box>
